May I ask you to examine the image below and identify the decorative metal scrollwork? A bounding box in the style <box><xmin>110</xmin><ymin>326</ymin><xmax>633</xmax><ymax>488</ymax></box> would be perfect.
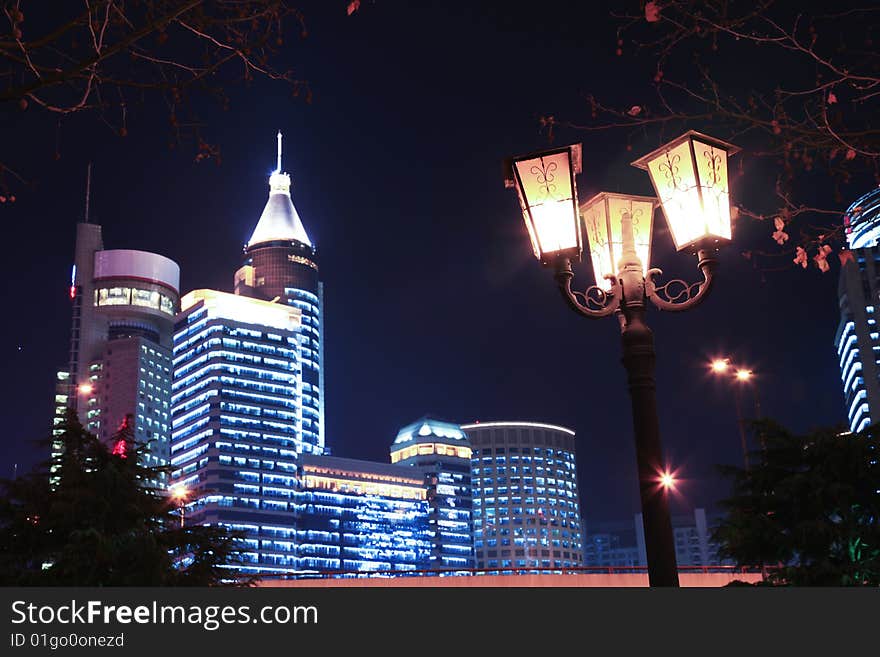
<box><xmin>554</xmin><ymin>259</ymin><xmax>620</xmax><ymax>318</ymax></box>
<box><xmin>645</xmin><ymin>250</ymin><xmax>718</xmax><ymax>312</ymax></box>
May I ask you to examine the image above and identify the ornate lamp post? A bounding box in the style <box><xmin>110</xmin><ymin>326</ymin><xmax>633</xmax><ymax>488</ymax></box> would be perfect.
<box><xmin>506</xmin><ymin>131</ymin><xmax>739</xmax><ymax>587</ymax></box>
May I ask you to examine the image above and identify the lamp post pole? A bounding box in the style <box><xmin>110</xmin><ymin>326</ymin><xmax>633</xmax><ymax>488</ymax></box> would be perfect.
<box><xmin>620</xmin><ymin>291</ymin><xmax>680</xmax><ymax>587</ymax></box>
<box><xmin>506</xmin><ymin>131</ymin><xmax>738</xmax><ymax>588</ymax></box>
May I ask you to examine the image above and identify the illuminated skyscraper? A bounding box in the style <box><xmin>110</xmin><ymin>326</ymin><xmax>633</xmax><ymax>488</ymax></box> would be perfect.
<box><xmin>170</xmin><ymin>289</ymin><xmax>305</xmax><ymax>576</ymax></box>
<box><xmin>54</xmin><ymin>217</ymin><xmax>179</xmax><ymax>487</ymax></box>
<box><xmin>390</xmin><ymin>418</ymin><xmax>475</xmax><ymax>569</ymax></box>
<box><xmin>234</xmin><ymin>132</ymin><xmax>324</xmax><ymax>454</ymax></box>
<box><xmin>836</xmin><ymin>188</ymin><xmax>880</xmax><ymax>432</ymax></box>
<box><xmin>462</xmin><ymin>421</ymin><xmax>584</xmax><ymax>570</ymax></box>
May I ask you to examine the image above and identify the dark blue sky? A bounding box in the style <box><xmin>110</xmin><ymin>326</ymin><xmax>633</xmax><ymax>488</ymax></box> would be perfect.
<box><xmin>2</xmin><ymin>2</ymin><xmax>847</xmax><ymax>524</ymax></box>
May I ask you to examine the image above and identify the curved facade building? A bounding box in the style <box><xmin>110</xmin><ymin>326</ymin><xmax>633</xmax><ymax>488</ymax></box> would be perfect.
<box><xmin>461</xmin><ymin>421</ymin><xmax>584</xmax><ymax>570</ymax></box>
<box><xmin>836</xmin><ymin>188</ymin><xmax>880</xmax><ymax>432</ymax></box>
<box><xmin>390</xmin><ymin>418</ymin><xmax>475</xmax><ymax>569</ymax></box>
<box><xmin>54</xmin><ymin>222</ymin><xmax>179</xmax><ymax>487</ymax></box>
<box><xmin>234</xmin><ymin>133</ymin><xmax>323</xmax><ymax>454</ymax></box>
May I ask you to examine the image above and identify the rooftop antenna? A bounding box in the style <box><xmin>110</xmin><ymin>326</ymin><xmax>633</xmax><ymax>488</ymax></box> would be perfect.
<box><xmin>84</xmin><ymin>162</ymin><xmax>92</xmax><ymax>222</ymax></box>
<box><xmin>276</xmin><ymin>131</ymin><xmax>282</xmax><ymax>173</ymax></box>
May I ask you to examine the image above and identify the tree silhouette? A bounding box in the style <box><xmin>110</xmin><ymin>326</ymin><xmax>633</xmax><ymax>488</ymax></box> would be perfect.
<box><xmin>714</xmin><ymin>419</ymin><xmax>880</xmax><ymax>585</ymax></box>
<box><xmin>0</xmin><ymin>410</ymin><xmax>247</xmax><ymax>585</ymax></box>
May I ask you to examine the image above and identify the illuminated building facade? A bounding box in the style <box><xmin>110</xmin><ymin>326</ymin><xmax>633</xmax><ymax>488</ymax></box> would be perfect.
<box><xmin>297</xmin><ymin>455</ymin><xmax>433</xmax><ymax>572</ymax></box>
<box><xmin>461</xmin><ymin>421</ymin><xmax>584</xmax><ymax>570</ymax></box>
<box><xmin>54</xmin><ymin>220</ymin><xmax>179</xmax><ymax>487</ymax></box>
<box><xmin>390</xmin><ymin>418</ymin><xmax>474</xmax><ymax>569</ymax></box>
<box><xmin>170</xmin><ymin>289</ymin><xmax>305</xmax><ymax>576</ymax></box>
<box><xmin>836</xmin><ymin>187</ymin><xmax>880</xmax><ymax>432</ymax></box>
<box><xmin>234</xmin><ymin>132</ymin><xmax>324</xmax><ymax>454</ymax></box>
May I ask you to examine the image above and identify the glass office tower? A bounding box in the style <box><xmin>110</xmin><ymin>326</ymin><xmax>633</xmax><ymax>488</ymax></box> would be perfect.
<box><xmin>54</xmin><ymin>220</ymin><xmax>179</xmax><ymax>488</ymax></box>
<box><xmin>461</xmin><ymin>421</ymin><xmax>584</xmax><ymax>570</ymax></box>
<box><xmin>390</xmin><ymin>418</ymin><xmax>475</xmax><ymax>569</ymax></box>
<box><xmin>836</xmin><ymin>187</ymin><xmax>880</xmax><ymax>432</ymax></box>
<box><xmin>234</xmin><ymin>132</ymin><xmax>324</xmax><ymax>454</ymax></box>
<box><xmin>170</xmin><ymin>289</ymin><xmax>304</xmax><ymax>576</ymax></box>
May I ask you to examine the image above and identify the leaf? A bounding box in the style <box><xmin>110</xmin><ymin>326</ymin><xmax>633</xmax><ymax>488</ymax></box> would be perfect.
<box><xmin>772</xmin><ymin>229</ymin><xmax>789</xmax><ymax>245</ymax></box>
<box><xmin>793</xmin><ymin>246</ymin><xmax>808</xmax><ymax>268</ymax></box>
<box><xmin>645</xmin><ymin>1</ymin><xmax>661</xmax><ymax>22</ymax></box>
<box><xmin>839</xmin><ymin>250</ymin><xmax>855</xmax><ymax>266</ymax></box>
<box><xmin>347</xmin><ymin>0</ymin><xmax>360</xmax><ymax>16</ymax></box>
<box><xmin>814</xmin><ymin>244</ymin><xmax>833</xmax><ymax>272</ymax></box>
<box><xmin>846</xmin><ymin>149</ymin><xmax>857</xmax><ymax>160</ymax></box>
<box><xmin>828</xmin><ymin>92</ymin><xmax>837</xmax><ymax>104</ymax></box>
<box><xmin>774</xmin><ymin>216</ymin><xmax>785</xmax><ymax>231</ymax></box>
<box><xmin>627</xmin><ymin>105</ymin><xmax>642</xmax><ymax>116</ymax></box>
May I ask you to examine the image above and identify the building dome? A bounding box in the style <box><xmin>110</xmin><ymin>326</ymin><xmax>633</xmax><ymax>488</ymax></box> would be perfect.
<box><xmin>845</xmin><ymin>187</ymin><xmax>880</xmax><ymax>249</ymax></box>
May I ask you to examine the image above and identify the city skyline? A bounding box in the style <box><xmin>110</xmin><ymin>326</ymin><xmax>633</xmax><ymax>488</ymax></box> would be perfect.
<box><xmin>3</xmin><ymin>3</ymin><xmax>849</xmax><ymax>526</ymax></box>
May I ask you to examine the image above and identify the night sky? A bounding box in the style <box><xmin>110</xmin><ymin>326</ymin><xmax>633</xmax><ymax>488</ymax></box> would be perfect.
<box><xmin>2</xmin><ymin>2</ymin><xmax>847</xmax><ymax>526</ymax></box>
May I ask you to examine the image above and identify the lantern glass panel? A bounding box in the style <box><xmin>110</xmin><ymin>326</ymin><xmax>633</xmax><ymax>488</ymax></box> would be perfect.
<box><xmin>582</xmin><ymin>199</ymin><xmax>613</xmax><ymax>291</ymax></box>
<box><xmin>645</xmin><ymin>140</ymin><xmax>703</xmax><ymax>250</ymax></box>
<box><xmin>691</xmin><ymin>138</ymin><xmax>732</xmax><ymax>242</ymax></box>
<box><xmin>513</xmin><ymin>150</ymin><xmax>579</xmax><ymax>260</ymax></box>
<box><xmin>582</xmin><ymin>193</ymin><xmax>656</xmax><ymax>291</ymax></box>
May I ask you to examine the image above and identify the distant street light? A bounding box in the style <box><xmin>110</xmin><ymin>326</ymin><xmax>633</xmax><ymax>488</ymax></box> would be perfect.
<box><xmin>505</xmin><ymin>131</ymin><xmax>740</xmax><ymax>587</ymax></box>
<box><xmin>710</xmin><ymin>358</ymin><xmax>730</xmax><ymax>374</ymax></box>
<box><xmin>735</xmin><ymin>369</ymin><xmax>753</xmax><ymax>382</ymax></box>
<box><xmin>170</xmin><ymin>484</ymin><xmax>189</xmax><ymax>529</ymax></box>
<box><xmin>659</xmin><ymin>471</ymin><xmax>677</xmax><ymax>491</ymax></box>
<box><xmin>709</xmin><ymin>357</ymin><xmax>764</xmax><ymax>468</ymax></box>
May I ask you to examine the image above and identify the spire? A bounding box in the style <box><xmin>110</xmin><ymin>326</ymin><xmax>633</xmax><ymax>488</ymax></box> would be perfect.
<box><xmin>276</xmin><ymin>130</ymin><xmax>282</xmax><ymax>173</ymax></box>
<box><xmin>246</xmin><ymin>131</ymin><xmax>312</xmax><ymax>248</ymax></box>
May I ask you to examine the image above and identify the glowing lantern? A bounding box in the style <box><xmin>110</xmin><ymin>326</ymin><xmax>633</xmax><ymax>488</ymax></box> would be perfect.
<box><xmin>632</xmin><ymin>131</ymin><xmax>740</xmax><ymax>251</ymax></box>
<box><xmin>580</xmin><ymin>192</ymin><xmax>658</xmax><ymax>290</ymax></box>
<box><xmin>506</xmin><ymin>144</ymin><xmax>583</xmax><ymax>265</ymax></box>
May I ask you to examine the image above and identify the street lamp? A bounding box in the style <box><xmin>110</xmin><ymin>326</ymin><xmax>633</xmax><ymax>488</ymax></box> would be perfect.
<box><xmin>505</xmin><ymin>131</ymin><xmax>739</xmax><ymax>587</ymax></box>
<box><xmin>170</xmin><ymin>484</ymin><xmax>189</xmax><ymax>529</ymax></box>
<box><xmin>709</xmin><ymin>358</ymin><xmax>764</xmax><ymax>468</ymax></box>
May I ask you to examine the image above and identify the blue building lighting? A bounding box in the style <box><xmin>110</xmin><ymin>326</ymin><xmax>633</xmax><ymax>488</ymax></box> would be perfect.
<box><xmin>170</xmin><ymin>289</ymin><xmax>305</xmax><ymax>576</ymax></box>
<box><xmin>391</xmin><ymin>418</ymin><xmax>475</xmax><ymax>569</ymax></box>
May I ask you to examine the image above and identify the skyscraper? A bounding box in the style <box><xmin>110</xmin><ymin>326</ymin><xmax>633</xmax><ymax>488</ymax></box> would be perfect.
<box><xmin>54</xmin><ymin>217</ymin><xmax>179</xmax><ymax>487</ymax></box>
<box><xmin>234</xmin><ymin>132</ymin><xmax>324</xmax><ymax>454</ymax></box>
<box><xmin>390</xmin><ymin>418</ymin><xmax>475</xmax><ymax>569</ymax></box>
<box><xmin>170</xmin><ymin>289</ymin><xmax>305</xmax><ymax>576</ymax></box>
<box><xmin>835</xmin><ymin>187</ymin><xmax>880</xmax><ymax>432</ymax></box>
<box><xmin>462</xmin><ymin>421</ymin><xmax>584</xmax><ymax>570</ymax></box>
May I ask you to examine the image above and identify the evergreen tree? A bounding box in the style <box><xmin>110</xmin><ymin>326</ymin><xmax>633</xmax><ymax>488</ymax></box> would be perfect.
<box><xmin>714</xmin><ymin>420</ymin><xmax>880</xmax><ymax>586</ymax></box>
<box><xmin>0</xmin><ymin>410</ymin><xmax>248</xmax><ymax>586</ymax></box>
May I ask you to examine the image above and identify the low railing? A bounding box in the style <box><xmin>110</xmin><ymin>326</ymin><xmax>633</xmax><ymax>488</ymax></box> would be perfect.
<box><xmin>264</xmin><ymin>565</ymin><xmax>762</xmax><ymax>580</ymax></box>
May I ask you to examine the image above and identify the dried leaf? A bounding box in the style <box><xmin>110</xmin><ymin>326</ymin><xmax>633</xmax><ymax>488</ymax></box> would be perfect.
<box><xmin>627</xmin><ymin>105</ymin><xmax>642</xmax><ymax>117</ymax></box>
<box><xmin>772</xmin><ymin>229</ymin><xmax>789</xmax><ymax>245</ymax></box>
<box><xmin>828</xmin><ymin>92</ymin><xmax>838</xmax><ymax>104</ymax></box>
<box><xmin>846</xmin><ymin>149</ymin><xmax>857</xmax><ymax>160</ymax></box>
<box><xmin>774</xmin><ymin>216</ymin><xmax>785</xmax><ymax>231</ymax></box>
<box><xmin>645</xmin><ymin>1</ymin><xmax>661</xmax><ymax>22</ymax></box>
<box><xmin>793</xmin><ymin>246</ymin><xmax>808</xmax><ymax>269</ymax></box>
<box><xmin>347</xmin><ymin>0</ymin><xmax>360</xmax><ymax>16</ymax></box>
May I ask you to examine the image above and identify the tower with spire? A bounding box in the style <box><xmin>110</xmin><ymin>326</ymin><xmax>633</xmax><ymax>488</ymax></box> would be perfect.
<box><xmin>234</xmin><ymin>131</ymin><xmax>325</xmax><ymax>453</ymax></box>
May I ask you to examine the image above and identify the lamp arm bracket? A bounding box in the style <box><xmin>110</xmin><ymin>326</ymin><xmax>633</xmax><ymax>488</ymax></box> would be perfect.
<box><xmin>645</xmin><ymin>251</ymin><xmax>718</xmax><ymax>312</ymax></box>
<box><xmin>554</xmin><ymin>260</ymin><xmax>620</xmax><ymax>318</ymax></box>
